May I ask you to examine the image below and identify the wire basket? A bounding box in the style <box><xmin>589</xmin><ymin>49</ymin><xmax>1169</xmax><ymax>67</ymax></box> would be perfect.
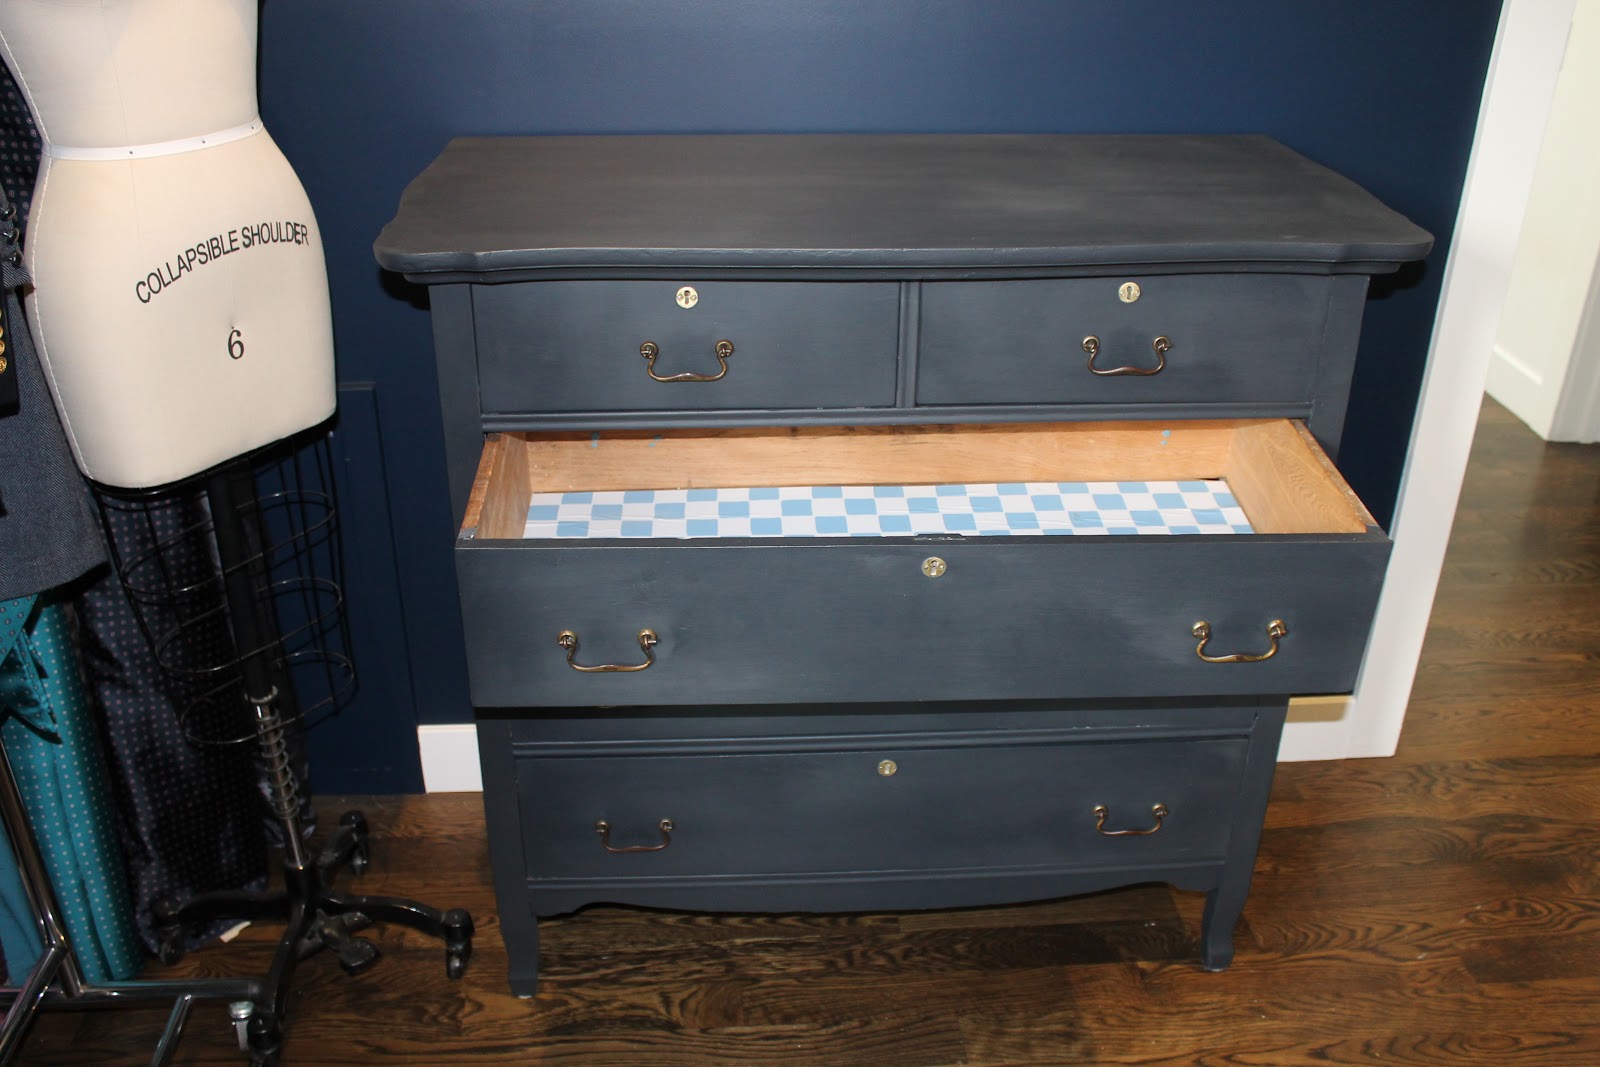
<box><xmin>95</xmin><ymin>430</ymin><xmax>357</xmax><ymax>747</ymax></box>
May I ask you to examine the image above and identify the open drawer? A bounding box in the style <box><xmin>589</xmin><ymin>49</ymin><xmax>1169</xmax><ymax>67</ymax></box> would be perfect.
<box><xmin>456</xmin><ymin>420</ymin><xmax>1390</xmax><ymax>708</ymax></box>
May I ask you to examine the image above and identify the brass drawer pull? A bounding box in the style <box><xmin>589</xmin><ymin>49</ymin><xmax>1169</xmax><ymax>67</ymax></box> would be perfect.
<box><xmin>640</xmin><ymin>339</ymin><xmax>734</xmax><ymax>382</ymax></box>
<box><xmin>1093</xmin><ymin>803</ymin><xmax>1168</xmax><ymax>837</ymax></box>
<box><xmin>596</xmin><ymin>818</ymin><xmax>674</xmax><ymax>853</ymax></box>
<box><xmin>1192</xmin><ymin>619</ymin><xmax>1287</xmax><ymax>663</ymax></box>
<box><xmin>1082</xmin><ymin>334</ymin><xmax>1171</xmax><ymax>376</ymax></box>
<box><xmin>557</xmin><ymin>628</ymin><xmax>658</xmax><ymax>672</ymax></box>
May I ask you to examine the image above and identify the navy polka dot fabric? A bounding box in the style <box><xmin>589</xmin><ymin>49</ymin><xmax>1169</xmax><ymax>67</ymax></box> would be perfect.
<box><xmin>0</xmin><ymin>71</ymin><xmax>36</xmax><ymax>231</ymax></box>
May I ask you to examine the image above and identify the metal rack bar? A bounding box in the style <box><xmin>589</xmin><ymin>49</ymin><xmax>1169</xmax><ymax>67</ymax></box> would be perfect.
<box><xmin>0</xmin><ymin>737</ymin><xmax>262</xmax><ymax>1065</ymax></box>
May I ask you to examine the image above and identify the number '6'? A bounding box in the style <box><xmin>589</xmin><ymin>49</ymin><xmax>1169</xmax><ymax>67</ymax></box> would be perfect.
<box><xmin>228</xmin><ymin>328</ymin><xmax>245</xmax><ymax>360</ymax></box>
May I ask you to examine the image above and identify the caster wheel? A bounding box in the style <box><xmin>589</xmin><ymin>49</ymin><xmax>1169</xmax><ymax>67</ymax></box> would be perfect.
<box><xmin>247</xmin><ymin>1014</ymin><xmax>282</xmax><ymax>1067</ymax></box>
<box><xmin>338</xmin><ymin>810</ymin><xmax>369</xmax><ymax>840</ymax></box>
<box><xmin>335</xmin><ymin>935</ymin><xmax>381</xmax><ymax>976</ymax></box>
<box><xmin>340</xmin><ymin>810</ymin><xmax>371</xmax><ymax>875</ymax></box>
<box><xmin>156</xmin><ymin>932</ymin><xmax>184</xmax><ymax>967</ymax></box>
<box><xmin>443</xmin><ymin>907</ymin><xmax>474</xmax><ymax>980</ymax></box>
<box><xmin>152</xmin><ymin>897</ymin><xmax>185</xmax><ymax>965</ymax></box>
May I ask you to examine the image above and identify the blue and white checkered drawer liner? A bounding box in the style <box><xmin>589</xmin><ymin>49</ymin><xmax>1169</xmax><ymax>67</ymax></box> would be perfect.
<box><xmin>522</xmin><ymin>480</ymin><xmax>1251</xmax><ymax>539</ymax></box>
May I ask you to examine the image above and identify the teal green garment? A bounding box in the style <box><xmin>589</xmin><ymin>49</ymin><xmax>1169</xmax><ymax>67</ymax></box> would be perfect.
<box><xmin>0</xmin><ymin>818</ymin><xmax>41</xmax><ymax>979</ymax></box>
<box><xmin>0</xmin><ymin>593</ymin><xmax>49</xmax><ymax>981</ymax></box>
<box><xmin>0</xmin><ymin>593</ymin><xmax>143</xmax><ymax>983</ymax></box>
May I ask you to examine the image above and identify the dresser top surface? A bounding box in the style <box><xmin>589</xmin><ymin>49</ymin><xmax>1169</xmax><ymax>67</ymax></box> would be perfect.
<box><xmin>375</xmin><ymin>134</ymin><xmax>1431</xmax><ymax>280</ymax></box>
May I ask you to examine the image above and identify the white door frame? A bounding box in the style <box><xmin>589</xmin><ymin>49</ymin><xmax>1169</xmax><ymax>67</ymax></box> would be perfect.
<box><xmin>1279</xmin><ymin>0</ymin><xmax>1579</xmax><ymax>761</ymax></box>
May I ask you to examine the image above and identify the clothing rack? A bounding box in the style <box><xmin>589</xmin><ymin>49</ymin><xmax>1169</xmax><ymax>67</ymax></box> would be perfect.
<box><xmin>0</xmin><ymin>740</ymin><xmax>265</xmax><ymax>1065</ymax></box>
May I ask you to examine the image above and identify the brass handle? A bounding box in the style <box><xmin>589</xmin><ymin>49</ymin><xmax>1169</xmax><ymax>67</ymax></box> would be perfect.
<box><xmin>1093</xmin><ymin>803</ymin><xmax>1168</xmax><ymax>837</ymax></box>
<box><xmin>640</xmin><ymin>339</ymin><xmax>734</xmax><ymax>382</ymax></box>
<box><xmin>1192</xmin><ymin>619</ymin><xmax>1287</xmax><ymax>663</ymax></box>
<box><xmin>1082</xmin><ymin>334</ymin><xmax>1171</xmax><ymax>376</ymax></box>
<box><xmin>595</xmin><ymin>819</ymin><xmax>674</xmax><ymax>853</ymax></box>
<box><xmin>557</xmin><ymin>629</ymin><xmax>658</xmax><ymax>672</ymax></box>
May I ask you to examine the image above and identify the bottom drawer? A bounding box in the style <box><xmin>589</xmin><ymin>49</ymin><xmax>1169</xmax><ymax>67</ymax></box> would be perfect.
<box><xmin>479</xmin><ymin>702</ymin><xmax>1285</xmax><ymax>992</ymax></box>
<box><xmin>511</xmin><ymin>721</ymin><xmax>1250</xmax><ymax>886</ymax></box>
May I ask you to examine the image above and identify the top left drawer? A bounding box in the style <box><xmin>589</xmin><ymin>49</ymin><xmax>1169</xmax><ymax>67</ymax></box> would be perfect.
<box><xmin>473</xmin><ymin>281</ymin><xmax>902</xmax><ymax>414</ymax></box>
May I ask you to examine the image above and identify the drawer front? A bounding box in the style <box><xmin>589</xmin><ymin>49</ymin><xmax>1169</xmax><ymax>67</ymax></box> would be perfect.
<box><xmin>515</xmin><ymin>735</ymin><xmax>1249</xmax><ymax>882</ymax></box>
<box><xmin>917</xmin><ymin>275</ymin><xmax>1331</xmax><ymax>406</ymax></box>
<box><xmin>457</xmin><ymin>535</ymin><xmax>1389</xmax><ymax>708</ymax></box>
<box><xmin>473</xmin><ymin>280</ymin><xmax>901</xmax><ymax>413</ymax></box>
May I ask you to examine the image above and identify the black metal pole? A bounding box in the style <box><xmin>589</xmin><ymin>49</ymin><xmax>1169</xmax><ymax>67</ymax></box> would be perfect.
<box><xmin>204</xmin><ymin>467</ymin><xmax>309</xmax><ymax>876</ymax></box>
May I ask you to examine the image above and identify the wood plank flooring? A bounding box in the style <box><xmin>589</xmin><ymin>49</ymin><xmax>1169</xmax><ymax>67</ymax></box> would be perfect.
<box><xmin>19</xmin><ymin>397</ymin><xmax>1600</xmax><ymax>1065</ymax></box>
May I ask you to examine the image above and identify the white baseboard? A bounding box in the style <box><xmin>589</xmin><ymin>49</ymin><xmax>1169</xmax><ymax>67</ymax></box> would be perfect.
<box><xmin>1279</xmin><ymin>695</ymin><xmax>1364</xmax><ymax>762</ymax></box>
<box><xmin>416</xmin><ymin>703</ymin><xmax>1370</xmax><ymax>792</ymax></box>
<box><xmin>417</xmin><ymin>723</ymin><xmax>483</xmax><ymax>792</ymax></box>
<box><xmin>1488</xmin><ymin>341</ymin><xmax>1545</xmax><ymax>388</ymax></box>
<box><xmin>1485</xmin><ymin>341</ymin><xmax>1555</xmax><ymax>437</ymax></box>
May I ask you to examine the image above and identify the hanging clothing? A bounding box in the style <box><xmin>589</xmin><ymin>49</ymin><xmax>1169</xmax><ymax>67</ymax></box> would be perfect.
<box><xmin>0</xmin><ymin>218</ymin><xmax>103</xmax><ymax>600</ymax></box>
<box><xmin>0</xmin><ymin>174</ymin><xmax>144</xmax><ymax>982</ymax></box>
<box><xmin>1</xmin><ymin>594</ymin><xmax>144</xmax><ymax>983</ymax></box>
<box><xmin>74</xmin><ymin>498</ymin><xmax>272</xmax><ymax>950</ymax></box>
<box><xmin>0</xmin><ymin>601</ymin><xmax>45</xmax><ymax>982</ymax></box>
<box><xmin>0</xmin><ymin>77</ymin><xmax>269</xmax><ymax>956</ymax></box>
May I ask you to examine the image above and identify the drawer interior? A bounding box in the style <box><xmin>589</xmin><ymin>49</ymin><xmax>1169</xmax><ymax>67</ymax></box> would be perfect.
<box><xmin>463</xmin><ymin>419</ymin><xmax>1375</xmax><ymax>540</ymax></box>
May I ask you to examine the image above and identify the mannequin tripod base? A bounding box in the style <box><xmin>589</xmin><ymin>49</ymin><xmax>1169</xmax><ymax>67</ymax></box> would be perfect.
<box><xmin>154</xmin><ymin>810</ymin><xmax>473</xmax><ymax>1067</ymax></box>
<box><xmin>136</xmin><ymin>463</ymin><xmax>471</xmax><ymax>1066</ymax></box>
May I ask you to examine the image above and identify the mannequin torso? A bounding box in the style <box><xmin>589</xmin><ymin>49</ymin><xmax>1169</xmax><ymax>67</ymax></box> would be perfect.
<box><xmin>0</xmin><ymin>0</ymin><xmax>335</xmax><ymax>488</ymax></box>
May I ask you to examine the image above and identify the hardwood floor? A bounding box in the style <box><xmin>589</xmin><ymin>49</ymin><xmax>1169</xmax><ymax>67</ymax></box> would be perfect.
<box><xmin>20</xmin><ymin>397</ymin><xmax>1600</xmax><ymax>1065</ymax></box>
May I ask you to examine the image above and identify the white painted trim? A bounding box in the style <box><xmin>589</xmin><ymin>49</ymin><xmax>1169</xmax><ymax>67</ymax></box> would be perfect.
<box><xmin>1484</xmin><ymin>340</ymin><xmax>1554</xmax><ymax>437</ymax></box>
<box><xmin>1549</xmin><ymin>249</ymin><xmax>1600</xmax><ymax>442</ymax></box>
<box><xmin>1342</xmin><ymin>0</ymin><xmax>1578</xmax><ymax>759</ymax></box>
<box><xmin>1277</xmin><ymin>696</ymin><xmax>1354</xmax><ymax>762</ymax></box>
<box><xmin>1489</xmin><ymin>343</ymin><xmax>1546</xmax><ymax>390</ymax></box>
<box><xmin>418</xmin><ymin>723</ymin><xmax>483</xmax><ymax>792</ymax></box>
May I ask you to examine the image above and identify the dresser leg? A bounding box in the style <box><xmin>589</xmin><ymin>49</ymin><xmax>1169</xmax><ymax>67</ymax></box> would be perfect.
<box><xmin>505</xmin><ymin>917</ymin><xmax>541</xmax><ymax>998</ymax></box>
<box><xmin>1200</xmin><ymin>700</ymin><xmax>1284</xmax><ymax>972</ymax></box>
<box><xmin>1199</xmin><ymin>886</ymin><xmax>1240</xmax><ymax>971</ymax></box>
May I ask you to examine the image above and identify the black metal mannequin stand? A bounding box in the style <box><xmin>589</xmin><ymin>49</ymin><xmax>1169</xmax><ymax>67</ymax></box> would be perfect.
<box><xmin>149</xmin><ymin>462</ymin><xmax>473</xmax><ymax>1066</ymax></box>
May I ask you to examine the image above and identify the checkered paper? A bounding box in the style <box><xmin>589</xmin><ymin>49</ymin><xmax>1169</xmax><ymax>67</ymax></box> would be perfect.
<box><xmin>522</xmin><ymin>481</ymin><xmax>1251</xmax><ymax>539</ymax></box>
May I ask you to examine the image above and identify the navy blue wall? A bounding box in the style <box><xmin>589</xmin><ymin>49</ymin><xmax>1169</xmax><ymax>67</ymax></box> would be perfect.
<box><xmin>259</xmin><ymin>1</ymin><xmax>1501</xmax><ymax>789</ymax></box>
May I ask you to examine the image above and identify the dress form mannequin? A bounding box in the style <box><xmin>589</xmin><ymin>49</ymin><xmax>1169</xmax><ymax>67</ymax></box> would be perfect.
<box><xmin>0</xmin><ymin>0</ymin><xmax>334</xmax><ymax>489</ymax></box>
<box><xmin>0</xmin><ymin>7</ymin><xmax>468</xmax><ymax>1064</ymax></box>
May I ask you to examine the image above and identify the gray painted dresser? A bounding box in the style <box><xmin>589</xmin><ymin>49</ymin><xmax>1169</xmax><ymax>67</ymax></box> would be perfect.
<box><xmin>375</xmin><ymin>134</ymin><xmax>1431</xmax><ymax>996</ymax></box>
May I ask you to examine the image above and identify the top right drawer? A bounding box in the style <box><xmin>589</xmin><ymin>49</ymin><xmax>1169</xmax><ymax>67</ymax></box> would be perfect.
<box><xmin>916</xmin><ymin>274</ymin><xmax>1332</xmax><ymax>406</ymax></box>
